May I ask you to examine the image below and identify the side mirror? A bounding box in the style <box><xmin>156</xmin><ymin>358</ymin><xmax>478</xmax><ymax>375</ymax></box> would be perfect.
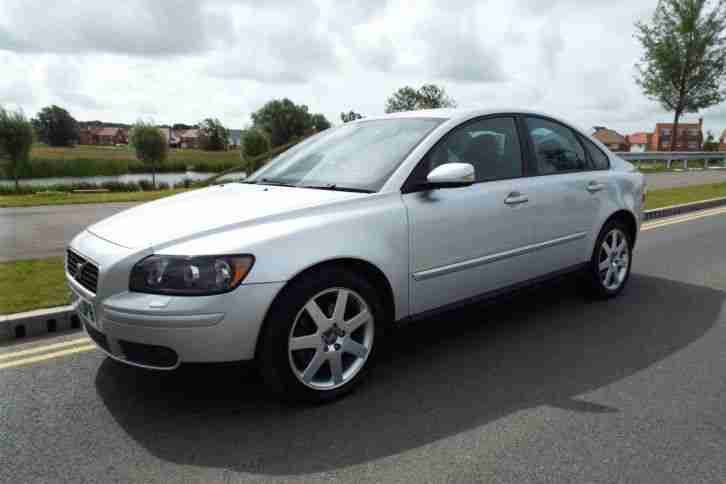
<box><xmin>423</xmin><ymin>162</ymin><xmax>475</xmax><ymax>188</ymax></box>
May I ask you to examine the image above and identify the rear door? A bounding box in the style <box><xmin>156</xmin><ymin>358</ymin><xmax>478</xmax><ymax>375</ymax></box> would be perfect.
<box><xmin>402</xmin><ymin>116</ymin><xmax>540</xmax><ymax>315</ymax></box>
<box><xmin>519</xmin><ymin>116</ymin><xmax>603</xmax><ymax>275</ymax></box>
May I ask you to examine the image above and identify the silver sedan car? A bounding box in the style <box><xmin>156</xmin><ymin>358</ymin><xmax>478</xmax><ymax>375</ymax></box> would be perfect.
<box><xmin>67</xmin><ymin>109</ymin><xmax>645</xmax><ymax>402</ymax></box>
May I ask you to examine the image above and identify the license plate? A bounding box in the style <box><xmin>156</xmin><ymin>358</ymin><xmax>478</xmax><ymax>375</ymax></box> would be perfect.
<box><xmin>71</xmin><ymin>290</ymin><xmax>98</xmax><ymax>329</ymax></box>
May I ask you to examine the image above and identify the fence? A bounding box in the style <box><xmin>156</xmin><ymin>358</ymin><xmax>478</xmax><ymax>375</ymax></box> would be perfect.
<box><xmin>615</xmin><ymin>152</ymin><xmax>726</xmax><ymax>170</ymax></box>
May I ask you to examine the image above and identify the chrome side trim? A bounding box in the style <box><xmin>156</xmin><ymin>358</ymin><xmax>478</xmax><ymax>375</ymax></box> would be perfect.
<box><xmin>412</xmin><ymin>232</ymin><xmax>588</xmax><ymax>281</ymax></box>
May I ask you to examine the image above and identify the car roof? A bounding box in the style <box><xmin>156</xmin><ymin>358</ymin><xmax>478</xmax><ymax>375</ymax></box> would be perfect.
<box><xmin>362</xmin><ymin>108</ymin><xmax>572</xmax><ymax>123</ymax></box>
<box><xmin>360</xmin><ymin>108</ymin><xmax>591</xmax><ymax>139</ymax></box>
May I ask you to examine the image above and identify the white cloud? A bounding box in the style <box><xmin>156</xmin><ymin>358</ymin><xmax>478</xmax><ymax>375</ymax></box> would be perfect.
<box><xmin>0</xmin><ymin>0</ymin><xmax>723</xmax><ymax>137</ymax></box>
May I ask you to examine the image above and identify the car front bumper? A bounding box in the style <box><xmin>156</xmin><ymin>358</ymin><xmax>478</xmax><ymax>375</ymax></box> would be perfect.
<box><xmin>67</xmin><ymin>231</ymin><xmax>285</xmax><ymax>369</ymax></box>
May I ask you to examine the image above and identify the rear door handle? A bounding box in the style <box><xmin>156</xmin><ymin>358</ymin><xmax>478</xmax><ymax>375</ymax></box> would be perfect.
<box><xmin>504</xmin><ymin>192</ymin><xmax>529</xmax><ymax>205</ymax></box>
<box><xmin>586</xmin><ymin>181</ymin><xmax>604</xmax><ymax>193</ymax></box>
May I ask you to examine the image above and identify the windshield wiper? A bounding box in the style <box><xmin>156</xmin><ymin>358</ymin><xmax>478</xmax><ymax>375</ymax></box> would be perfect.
<box><xmin>297</xmin><ymin>183</ymin><xmax>373</xmax><ymax>193</ymax></box>
<box><xmin>250</xmin><ymin>178</ymin><xmax>297</xmax><ymax>187</ymax></box>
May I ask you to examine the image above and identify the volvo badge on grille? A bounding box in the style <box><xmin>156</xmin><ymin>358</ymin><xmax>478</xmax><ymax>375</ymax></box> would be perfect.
<box><xmin>75</xmin><ymin>262</ymin><xmax>86</xmax><ymax>281</ymax></box>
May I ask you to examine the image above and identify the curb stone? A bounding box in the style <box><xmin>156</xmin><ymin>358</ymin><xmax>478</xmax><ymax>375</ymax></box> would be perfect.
<box><xmin>0</xmin><ymin>305</ymin><xmax>80</xmax><ymax>343</ymax></box>
<box><xmin>2</xmin><ymin>196</ymin><xmax>726</xmax><ymax>344</ymax></box>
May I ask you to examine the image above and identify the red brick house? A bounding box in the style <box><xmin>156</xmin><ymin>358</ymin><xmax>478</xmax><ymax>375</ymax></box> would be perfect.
<box><xmin>651</xmin><ymin>119</ymin><xmax>703</xmax><ymax>151</ymax></box>
<box><xmin>719</xmin><ymin>130</ymin><xmax>726</xmax><ymax>151</ymax></box>
<box><xmin>175</xmin><ymin>128</ymin><xmax>199</xmax><ymax>149</ymax></box>
<box><xmin>592</xmin><ymin>127</ymin><xmax>630</xmax><ymax>152</ymax></box>
<box><xmin>626</xmin><ymin>132</ymin><xmax>653</xmax><ymax>153</ymax></box>
<box><xmin>79</xmin><ymin>127</ymin><xmax>128</xmax><ymax>145</ymax></box>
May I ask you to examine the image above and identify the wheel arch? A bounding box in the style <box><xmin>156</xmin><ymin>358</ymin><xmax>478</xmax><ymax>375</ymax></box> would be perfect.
<box><xmin>253</xmin><ymin>257</ymin><xmax>396</xmax><ymax>360</ymax></box>
<box><xmin>601</xmin><ymin>209</ymin><xmax>639</xmax><ymax>249</ymax></box>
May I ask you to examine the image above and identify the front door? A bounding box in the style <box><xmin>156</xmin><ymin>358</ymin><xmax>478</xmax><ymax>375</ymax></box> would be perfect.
<box><xmin>403</xmin><ymin>116</ymin><xmax>539</xmax><ymax>315</ymax></box>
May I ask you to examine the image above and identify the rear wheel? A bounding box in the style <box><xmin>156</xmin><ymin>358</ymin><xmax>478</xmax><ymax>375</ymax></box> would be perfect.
<box><xmin>584</xmin><ymin>220</ymin><xmax>632</xmax><ymax>299</ymax></box>
<box><xmin>258</xmin><ymin>267</ymin><xmax>383</xmax><ymax>403</ymax></box>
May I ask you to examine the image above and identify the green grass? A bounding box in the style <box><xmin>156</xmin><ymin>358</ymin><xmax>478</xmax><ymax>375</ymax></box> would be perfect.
<box><xmin>645</xmin><ymin>182</ymin><xmax>726</xmax><ymax>210</ymax></box>
<box><xmin>1</xmin><ymin>144</ymin><xmax>242</xmax><ymax>179</ymax></box>
<box><xmin>0</xmin><ymin>188</ymin><xmax>192</xmax><ymax>208</ymax></box>
<box><xmin>0</xmin><ymin>257</ymin><xmax>70</xmax><ymax>315</ymax></box>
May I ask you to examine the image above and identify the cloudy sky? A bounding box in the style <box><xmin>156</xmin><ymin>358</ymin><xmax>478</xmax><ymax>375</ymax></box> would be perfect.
<box><xmin>1</xmin><ymin>0</ymin><xmax>725</xmax><ymax>136</ymax></box>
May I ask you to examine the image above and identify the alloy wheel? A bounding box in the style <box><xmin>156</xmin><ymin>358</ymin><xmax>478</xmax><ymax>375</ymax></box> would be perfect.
<box><xmin>288</xmin><ymin>288</ymin><xmax>374</xmax><ymax>390</ymax></box>
<box><xmin>598</xmin><ymin>228</ymin><xmax>630</xmax><ymax>291</ymax></box>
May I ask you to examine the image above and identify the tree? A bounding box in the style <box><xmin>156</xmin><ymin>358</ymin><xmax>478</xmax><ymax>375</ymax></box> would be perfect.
<box><xmin>311</xmin><ymin>113</ymin><xmax>331</xmax><ymax>131</ymax></box>
<box><xmin>340</xmin><ymin>110</ymin><xmax>364</xmax><ymax>123</ymax></box>
<box><xmin>704</xmin><ymin>129</ymin><xmax>720</xmax><ymax>150</ymax></box>
<box><xmin>635</xmin><ymin>0</ymin><xmax>726</xmax><ymax>152</ymax></box>
<box><xmin>129</xmin><ymin>121</ymin><xmax>168</xmax><ymax>189</ymax></box>
<box><xmin>241</xmin><ymin>128</ymin><xmax>271</xmax><ymax>172</ymax></box>
<box><xmin>198</xmin><ymin>118</ymin><xmax>229</xmax><ymax>151</ymax></box>
<box><xmin>385</xmin><ymin>84</ymin><xmax>457</xmax><ymax>113</ymax></box>
<box><xmin>0</xmin><ymin>107</ymin><xmax>34</xmax><ymax>191</ymax></box>
<box><xmin>251</xmin><ymin>98</ymin><xmax>314</xmax><ymax>147</ymax></box>
<box><xmin>33</xmin><ymin>105</ymin><xmax>78</xmax><ymax>146</ymax></box>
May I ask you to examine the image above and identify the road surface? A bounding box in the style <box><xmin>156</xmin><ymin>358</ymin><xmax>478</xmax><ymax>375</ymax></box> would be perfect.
<box><xmin>2</xmin><ymin>169</ymin><xmax>726</xmax><ymax>262</ymax></box>
<box><xmin>645</xmin><ymin>169</ymin><xmax>726</xmax><ymax>189</ymax></box>
<box><xmin>1</xmin><ymin>209</ymin><xmax>726</xmax><ymax>483</ymax></box>
<box><xmin>0</xmin><ymin>202</ymin><xmax>137</xmax><ymax>262</ymax></box>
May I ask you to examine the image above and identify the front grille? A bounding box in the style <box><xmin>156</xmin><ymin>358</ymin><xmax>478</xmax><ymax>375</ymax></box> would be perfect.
<box><xmin>83</xmin><ymin>320</ymin><xmax>110</xmax><ymax>354</ymax></box>
<box><xmin>67</xmin><ymin>249</ymin><xmax>99</xmax><ymax>293</ymax></box>
<box><xmin>118</xmin><ymin>340</ymin><xmax>179</xmax><ymax>368</ymax></box>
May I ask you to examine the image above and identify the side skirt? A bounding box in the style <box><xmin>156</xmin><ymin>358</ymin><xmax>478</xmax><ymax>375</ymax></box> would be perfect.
<box><xmin>397</xmin><ymin>262</ymin><xmax>589</xmax><ymax>325</ymax></box>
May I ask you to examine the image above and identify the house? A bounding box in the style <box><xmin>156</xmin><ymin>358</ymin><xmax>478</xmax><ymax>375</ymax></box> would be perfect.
<box><xmin>78</xmin><ymin>126</ymin><xmax>128</xmax><ymax>145</ymax></box>
<box><xmin>592</xmin><ymin>127</ymin><xmax>630</xmax><ymax>152</ymax></box>
<box><xmin>626</xmin><ymin>132</ymin><xmax>652</xmax><ymax>153</ymax></box>
<box><xmin>228</xmin><ymin>129</ymin><xmax>242</xmax><ymax>148</ymax></box>
<box><xmin>719</xmin><ymin>130</ymin><xmax>726</xmax><ymax>151</ymax></box>
<box><xmin>651</xmin><ymin>119</ymin><xmax>703</xmax><ymax>151</ymax></box>
<box><xmin>175</xmin><ymin>128</ymin><xmax>199</xmax><ymax>149</ymax></box>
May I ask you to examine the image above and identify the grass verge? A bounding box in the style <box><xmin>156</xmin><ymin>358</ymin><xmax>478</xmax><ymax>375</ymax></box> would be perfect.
<box><xmin>645</xmin><ymin>182</ymin><xmax>726</xmax><ymax>210</ymax></box>
<box><xmin>0</xmin><ymin>188</ymin><xmax>191</xmax><ymax>208</ymax></box>
<box><xmin>1</xmin><ymin>144</ymin><xmax>241</xmax><ymax>179</ymax></box>
<box><xmin>0</xmin><ymin>257</ymin><xmax>70</xmax><ymax>315</ymax></box>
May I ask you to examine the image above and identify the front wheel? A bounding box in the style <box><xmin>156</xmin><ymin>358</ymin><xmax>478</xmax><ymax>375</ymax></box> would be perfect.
<box><xmin>257</xmin><ymin>267</ymin><xmax>383</xmax><ymax>403</ymax></box>
<box><xmin>584</xmin><ymin>221</ymin><xmax>633</xmax><ymax>299</ymax></box>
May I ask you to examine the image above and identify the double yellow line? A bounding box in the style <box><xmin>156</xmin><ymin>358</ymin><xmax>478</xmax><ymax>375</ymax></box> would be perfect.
<box><xmin>641</xmin><ymin>205</ymin><xmax>726</xmax><ymax>232</ymax></box>
<box><xmin>0</xmin><ymin>337</ymin><xmax>95</xmax><ymax>370</ymax></box>
<box><xmin>1</xmin><ymin>204</ymin><xmax>725</xmax><ymax>371</ymax></box>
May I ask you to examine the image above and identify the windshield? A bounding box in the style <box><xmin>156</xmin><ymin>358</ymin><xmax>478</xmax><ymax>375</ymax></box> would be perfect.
<box><xmin>246</xmin><ymin>118</ymin><xmax>444</xmax><ymax>192</ymax></box>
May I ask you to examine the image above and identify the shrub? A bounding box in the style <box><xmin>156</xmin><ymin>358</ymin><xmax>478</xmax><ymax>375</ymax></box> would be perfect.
<box><xmin>138</xmin><ymin>179</ymin><xmax>154</xmax><ymax>191</ymax></box>
<box><xmin>241</xmin><ymin>129</ymin><xmax>270</xmax><ymax>172</ymax></box>
<box><xmin>129</xmin><ymin>121</ymin><xmax>167</xmax><ymax>188</ymax></box>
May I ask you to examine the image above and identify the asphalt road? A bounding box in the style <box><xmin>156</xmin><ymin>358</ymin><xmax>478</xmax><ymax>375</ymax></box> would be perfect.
<box><xmin>0</xmin><ymin>202</ymin><xmax>137</xmax><ymax>262</ymax></box>
<box><xmin>645</xmin><ymin>168</ymin><xmax>726</xmax><ymax>189</ymax></box>
<box><xmin>2</xmin><ymin>211</ymin><xmax>726</xmax><ymax>483</ymax></box>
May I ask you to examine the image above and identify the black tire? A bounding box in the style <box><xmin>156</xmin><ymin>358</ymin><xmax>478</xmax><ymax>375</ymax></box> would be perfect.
<box><xmin>257</xmin><ymin>266</ymin><xmax>385</xmax><ymax>403</ymax></box>
<box><xmin>583</xmin><ymin>219</ymin><xmax>633</xmax><ymax>300</ymax></box>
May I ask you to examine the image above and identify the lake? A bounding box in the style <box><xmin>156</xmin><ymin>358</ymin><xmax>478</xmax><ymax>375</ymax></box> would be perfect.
<box><xmin>0</xmin><ymin>171</ymin><xmax>217</xmax><ymax>188</ymax></box>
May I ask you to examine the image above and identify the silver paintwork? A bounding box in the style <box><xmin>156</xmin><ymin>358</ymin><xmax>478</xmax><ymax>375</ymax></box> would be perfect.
<box><xmin>426</xmin><ymin>162</ymin><xmax>475</xmax><ymax>184</ymax></box>
<box><xmin>288</xmin><ymin>288</ymin><xmax>374</xmax><ymax>390</ymax></box>
<box><xmin>67</xmin><ymin>108</ymin><xmax>645</xmax><ymax>368</ymax></box>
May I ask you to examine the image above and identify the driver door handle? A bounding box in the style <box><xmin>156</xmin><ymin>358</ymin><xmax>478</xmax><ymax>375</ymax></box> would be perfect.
<box><xmin>586</xmin><ymin>181</ymin><xmax>604</xmax><ymax>193</ymax></box>
<box><xmin>504</xmin><ymin>191</ymin><xmax>529</xmax><ymax>205</ymax></box>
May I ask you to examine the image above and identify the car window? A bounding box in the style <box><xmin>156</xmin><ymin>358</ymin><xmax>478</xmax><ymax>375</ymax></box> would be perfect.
<box><xmin>247</xmin><ymin>118</ymin><xmax>443</xmax><ymax>192</ymax></box>
<box><xmin>426</xmin><ymin>117</ymin><xmax>523</xmax><ymax>182</ymax></box>
<box><xmin>525</xmin><ymin>117</ymin><xmax>587</xmax><ymax>174</ymax></box>
<box><xmin>581</xmin><ymin>136</ymin><xmax>610</xmax><ymax>170</ymax></box>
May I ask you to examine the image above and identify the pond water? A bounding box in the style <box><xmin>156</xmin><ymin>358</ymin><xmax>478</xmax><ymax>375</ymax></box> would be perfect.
<box><xmin>0</xmin><ymin>171</ymin><xmax>217</xmax><ymax>188</ymax></box>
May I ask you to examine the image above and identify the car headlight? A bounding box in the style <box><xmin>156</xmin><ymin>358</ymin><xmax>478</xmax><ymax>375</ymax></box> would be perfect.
<box><xmin>129</xmin><ymin>255</ymin><xmax>255</xmax><ymax>296</ymax></box>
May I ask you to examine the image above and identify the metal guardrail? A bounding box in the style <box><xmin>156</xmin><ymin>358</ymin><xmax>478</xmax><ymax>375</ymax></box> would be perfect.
<box><xmin>615</xmin><ymin>151</ymin><xmax>726</xmax><ymax>169</ymax></box>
